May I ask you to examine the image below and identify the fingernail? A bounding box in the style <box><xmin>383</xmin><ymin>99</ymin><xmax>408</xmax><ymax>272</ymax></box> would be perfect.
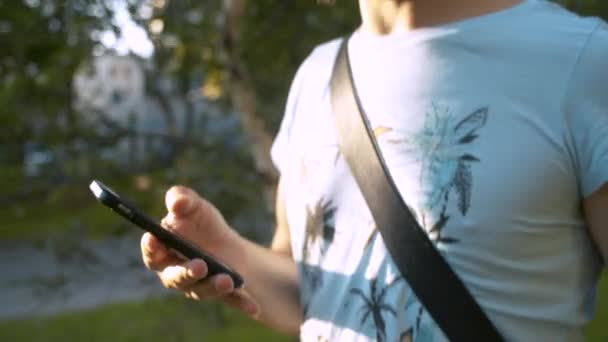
<box><xmin>174</xmin><ymin>197</ymin><xmax>192</xmax><ymax>216</ymax></box>
<box><xmin>216</xmin><ymin>276</ymin><xmax>232</xmax><ymax>292</ymax></box>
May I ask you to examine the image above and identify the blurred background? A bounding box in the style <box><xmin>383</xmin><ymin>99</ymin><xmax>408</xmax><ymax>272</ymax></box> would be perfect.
<box><xmin>0</xmin><ymin>0</ymin><xmax>605</xmax><ymax>341</ymax></box>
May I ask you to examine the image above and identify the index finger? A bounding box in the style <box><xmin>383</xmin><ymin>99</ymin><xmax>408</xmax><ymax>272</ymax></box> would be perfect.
<box><xmin>141</xmin><ymin>232</ymin><xmax>180</xmax><ymax>271</ymax></box>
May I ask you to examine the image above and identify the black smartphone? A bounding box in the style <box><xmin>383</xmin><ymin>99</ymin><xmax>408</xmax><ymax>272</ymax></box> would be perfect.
<box><xmin>89</xmin><ymin>179</ymin><xmax>244</xmax><ymax>289</ymax></box>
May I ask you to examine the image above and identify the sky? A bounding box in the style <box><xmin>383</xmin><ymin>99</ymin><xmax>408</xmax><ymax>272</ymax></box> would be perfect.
<box><xmin>100</xmin><ymin>0</ymin><xmax>154</xmax><ymax>58</ymax></box>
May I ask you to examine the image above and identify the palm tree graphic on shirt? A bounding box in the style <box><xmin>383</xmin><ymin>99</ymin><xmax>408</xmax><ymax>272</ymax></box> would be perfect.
<box><xmin>300</xmin><ymin>198</ymin><xmax>337</xmax><ymax>319</ymax></box>
<box><xmin>348</xmin><ymin>276</ymin><xmax>404</xmax><ymax>342</ymax></box>
<box><xmin>381</xmin><ymin>103</ymin><xmax>489</xmax><ymax>243</ymax></box>
<box><xmin>303</xmin><ymin>199</ymin><xmax>337</xmax><ymax>260</ymax></box>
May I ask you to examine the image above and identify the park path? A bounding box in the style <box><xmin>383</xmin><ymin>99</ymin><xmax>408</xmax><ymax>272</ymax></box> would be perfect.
<box><xmin>0</xmin><ymin>234</ymin><xmax>168</xmax><ymax>320</ymax></box>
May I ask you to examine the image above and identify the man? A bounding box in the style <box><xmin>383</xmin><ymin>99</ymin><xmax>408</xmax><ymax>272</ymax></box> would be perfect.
<box><xmin>141</xmin><ymin>0</ymin><xmax>608</xmax><ymax>340</ymax></box>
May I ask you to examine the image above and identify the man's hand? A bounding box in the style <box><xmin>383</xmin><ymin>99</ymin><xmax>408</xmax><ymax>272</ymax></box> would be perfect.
<box><xmin>140</xmin><ymin>186</ymin><xmax>260</xmax><ymax>318</ymax></box>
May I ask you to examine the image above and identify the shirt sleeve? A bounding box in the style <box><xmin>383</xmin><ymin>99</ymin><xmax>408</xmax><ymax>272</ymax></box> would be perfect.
<box><xmin>270</xmin><ymin>52</ymin><xmax>312</xmax><ymax>175</ymax></box>
<box><xmin>565</xmin><ymin>20</ymin><xmax>608</xmax><ymax>198</ymax></box>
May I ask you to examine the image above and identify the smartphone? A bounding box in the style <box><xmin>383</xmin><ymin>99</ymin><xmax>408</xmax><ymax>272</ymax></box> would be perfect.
<box><xmin>89</xmin><ymin>179</ymin><xmax>244</xmax><ymax>289</ymax></box>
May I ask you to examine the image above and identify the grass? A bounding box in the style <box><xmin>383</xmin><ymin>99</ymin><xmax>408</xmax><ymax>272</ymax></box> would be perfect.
<box><xmin>1</xmin><ymin>176</ymin><xmax>605</xmax><ymax>340</ymax></box>
<box><xmin>0</xmin><ymin>276</ymin><xmax>605</xmax><ymax>341</ymax></box>
<box><xmin>0</xmin><ymin>295</ymin><xmax>291</xmax><ymax>342</ymax></box>
<box><xmin>0</xmin><ymin>178</ymin><xmax>168</xmax><ymax>241</ymax></box>
<box><xmin>0</xmin><ymin>171</ymin><xmax>259</xmax><ymax>241</ymax></box>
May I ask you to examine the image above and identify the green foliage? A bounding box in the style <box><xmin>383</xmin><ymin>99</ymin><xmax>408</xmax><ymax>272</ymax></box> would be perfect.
<box><xmin>0</xmin><ymin>0</ymin><xmax>114</xmax><ymax>145</ymax></box>
<box><xmin>0</xmin><ymin>1</ymin><xmax>361</xmax><ymax>244</ymax></box>
<box><xmin>238</xmin><ymin>1</ymin><xmax>359</xmax><ymax>129</ymax></box>
<box><xmin>0</xmin><ymin>149</ymin><xmax>267</xmax><ymax>241</ymax></box>
<box><xmin>143</xmin><ymin>0</ymin><xmax>359</xmax><ymax>136</ymax></box>
<box><xmin>0</xmin><ymin>178</ymin><xmax>161</xmax><ymax>240</ymax></box>
<box><xmin>559</xmin><ymin>0</ymin><xmax>608</xmax><ymax>20</ymax></box>
<box><xmin>0</xmin><ymin>277</ymin><xmax>604</xmax><ymax>341</ymax></box>
<box><xmin>1</xmin><ymin>0</ymin><xmax>606</xmax><ymax>242</ymax></box>
<box><xmin>0</xmin><ymin>295</ymin><xmax>291</xmax><ymax>342</ymax></box>
<box><xmin>586</xmin><ymin>272</ymin><xmax>608</xmax><ymax>342</ymax></box>
<box><xmin>0</xmin><ymin>2</ymin><xmax>606</xmax><ymax>339</ymax></box>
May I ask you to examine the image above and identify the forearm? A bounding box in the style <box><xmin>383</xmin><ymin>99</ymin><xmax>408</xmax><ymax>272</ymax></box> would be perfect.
<box><xmin>226</xmin><ymin>232</ymin><xmax>303</xmax><ymax>335</ymax></box>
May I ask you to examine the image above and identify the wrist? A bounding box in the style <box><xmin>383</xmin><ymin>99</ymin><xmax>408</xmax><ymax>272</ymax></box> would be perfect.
<box><xmin>218</xmin><ymin>225</ymin><xmax>248</xmax><ymax>274</ymax></box>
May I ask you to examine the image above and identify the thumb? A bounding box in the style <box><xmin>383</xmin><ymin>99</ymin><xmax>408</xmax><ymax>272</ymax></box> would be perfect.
<box><xmin>165</xmin><ymin>186</ymin><xmax>199</xmax><ymax>218</ymax></box>
<box><xmin>163</xmin><ymin>186</ymin><xmax>229</xmax><ymax>249</ymax></box>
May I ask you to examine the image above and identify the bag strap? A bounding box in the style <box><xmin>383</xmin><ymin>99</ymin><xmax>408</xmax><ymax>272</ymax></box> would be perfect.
<box><xmin>329</xmin><ymin>36</ymin><xmax>504</xmax><ymax>342</ymax></box>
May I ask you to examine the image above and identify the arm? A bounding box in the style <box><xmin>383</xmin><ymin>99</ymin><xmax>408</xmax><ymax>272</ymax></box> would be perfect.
<box><xmin>566</xmin><ymin>23</ymin><xmax>608</xmax><ymax>267</ymax></box>
<box><xmin>271</xmin><ymin>178</ymin><xmax>293</xmax><ymax>256</ymax></box>
<box><xmin>144</xmin><ymin>36</ymin><xmax>314</xmax><ymax>333</ymax></box>
<box><xmin>234</xmin><ymin>178</ymin><xmax>303</xmax><ymax>332</ymax></box>
<box><xmin>583</xmin><ymin>183</ymin><xmax>608</xmax><ymax>265</ymax></box>
<box><xmin>141</xmin><ymin>179</ymin><xmax>303</xmax><ymax>335</ymax></box>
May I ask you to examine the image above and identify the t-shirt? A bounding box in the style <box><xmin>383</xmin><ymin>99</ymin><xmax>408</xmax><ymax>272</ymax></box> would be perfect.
<box><xmin>271</xmin><ymin>0</ymin><xmax>608</xmax><ymax>340</ymax></box>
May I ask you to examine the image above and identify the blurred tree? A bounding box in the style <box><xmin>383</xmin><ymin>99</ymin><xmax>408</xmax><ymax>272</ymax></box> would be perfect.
<box><xmin>0</xmin><ymin>0</ymin><xmax>358</xmax><ymax>240</ymax></box>
<box><xmin>136</xmin><ymin>0</ymin><xmax>358</xmax><ymax>208</ymax></box>
<box><xmin>0</xmin><ymin>2</ymin><xmax>356</xmax><ymax>179</ymax></box>
<box><xmin>0</xmin><ymin>0</ymin><xmax>121</xmax><ymax>198</ymax></box>
<box><xmin>137</xmin><ymin>0</ymin><xmax>607</xmax><ymax>208</ymax></box>
<box><xmin>0</xmin><ymin>0</ymin><xmax>606</xmax><ymax>232</ymax></box>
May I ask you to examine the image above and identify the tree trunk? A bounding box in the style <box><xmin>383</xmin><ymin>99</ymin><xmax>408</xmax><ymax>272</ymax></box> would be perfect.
<box><xmin>147</xmin><ymin>70</ymin><xmax>179</xmax><ymax>164</ymax></box>
<box><xmin>221</xmin><ymin>0</ymin><xmax>279</xmax><ymax>214</ymax></box>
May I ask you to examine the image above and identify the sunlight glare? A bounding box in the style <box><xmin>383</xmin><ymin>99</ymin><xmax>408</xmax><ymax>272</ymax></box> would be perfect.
<box><xmin>100</xmin><ymin>1</ymin><xmax>154</xmax><ymax>58</ymax></box>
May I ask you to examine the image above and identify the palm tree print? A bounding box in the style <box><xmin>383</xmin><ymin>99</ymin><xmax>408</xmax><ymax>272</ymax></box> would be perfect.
<box><xmin>349</xmin><ymin>277</ymin><xmax>403</xmax><ymax>342</ymax></box>
<box><xmin>303</xmin><ymin>199</ymin><xmax>337</xmax><ymax>260</ymax></box>
<box><xmin>300</xmin><ymin>198</ymin><xmax>336</xmax><ymax>318</ymax></box>
<box><xmin>399</xmin><ymin>328</ymin><xmax>413</xmax><ymax>342</ymax></box>
<box><xmin>387</xmin><ymin>103</ymin><xmax>489</xmax><ymax>244</ymax></box>
<box><xmin>298</xmin><ymin>157</ymin><xmax>339</xmax><ymax>319</ymax></box>
<box><xmin>403</xmin><ymin>292</ymin><xmax>437</xmax><ymax>342</ymax></box>
<box><xmin>299</xmin><ymin>157</ymin><xmax>338</xmax><ymax>260</ymax></box>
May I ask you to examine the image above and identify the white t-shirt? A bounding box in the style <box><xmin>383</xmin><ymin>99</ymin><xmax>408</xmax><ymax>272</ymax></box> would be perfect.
<box><xmin>271</xmin><ymin>0</ymin><xmax>608</xmax><ymax>340</ymax></box>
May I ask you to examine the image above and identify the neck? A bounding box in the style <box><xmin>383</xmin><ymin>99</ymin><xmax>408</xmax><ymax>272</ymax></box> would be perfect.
<box><xmin>358</xmin><ymin>0</ymin><xmax>525</xmax><ymax>34</ymax></box>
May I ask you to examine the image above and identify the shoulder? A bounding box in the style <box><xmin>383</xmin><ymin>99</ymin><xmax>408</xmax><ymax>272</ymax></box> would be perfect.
<box><xmin>284</xmin><ymin>37</ymin><xmax>344</xmax><ymax>107</ymax></box>
<box><xmin>529</xmin><ymin>1</ymin><xmax>600</xmax><ymax>32</ymax></box>
<box><xmin>566</xmin><ymin>19</ymin><xmax>608</xmax><ymax>97</ymax></box>
<box><xmin>278</xmin><ymin>37</ymin><xmax>344</xmax><ymax>137</ymax></box>
<box><xmin>521</xmin><ymin>1</ymin><xmax>604</xmax><ymax>53</ymax></box>
<box><xmin>580</xmin><ymin>19</ymin><xmax>608</xmax><ymax>63</ymax></box>
<box><xmin>539</xmin><ymin>4</ymin><xmax>608</xmax><ymax>108</ymax></box>
<box><xmin>308</xmin><ymin>38</ymin><xmax>343</xmax><ymax>65</ymax></box>
<box><xmin>292</xmin><ymin>37</ymin><xmax>344</xmax><ymax>86</ymax></box>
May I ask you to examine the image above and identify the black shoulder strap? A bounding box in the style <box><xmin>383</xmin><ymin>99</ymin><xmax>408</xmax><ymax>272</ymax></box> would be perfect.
<box><xmin>329</xmin><ymin>36</ymin><xmax>504</xmax><ymax>342</ymax></box>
